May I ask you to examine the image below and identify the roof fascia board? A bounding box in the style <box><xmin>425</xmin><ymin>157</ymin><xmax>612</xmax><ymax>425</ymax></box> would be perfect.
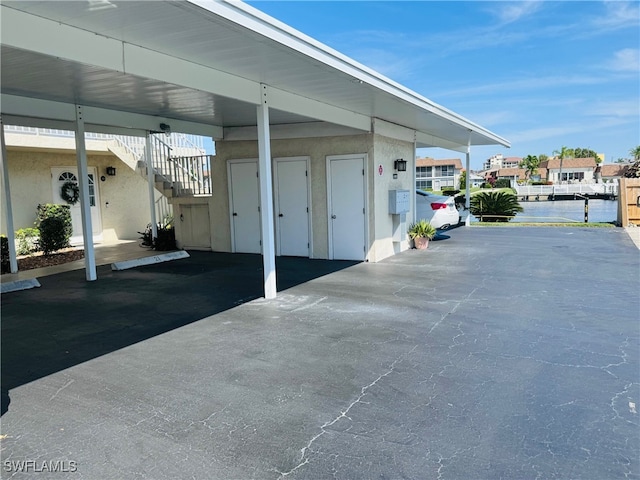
<box><xmin>372</xmin><ymin>118</ymin><xmax>415</xmax><ymax>144</ymax></box>
<box><xmin>190</xmin><ymin>0</ymin><xmax>508</xmax><ymax>146</ymax></box>
<box><xmin>1</xmin><ymin>94</ymin><xmax>221</xmax><ymax>137</ymax></box>
<box><xmin>2</xmin><ymin>7</ymin><xmax>370</xmax><ymax>132</ymax></box>
<box><xmin>266</xmin><ymin>87</ymin><xmax>371</xmax><ymax>132</ymax></box>
<box><xmin>1</xmin><ymin>7</ymin><xmax>260</xmax><ymax>105</ymax></box>
<box><xmin>221</xmin><ymin>122</ymin><xmax>366</xmax><ymax>142</ymax></box>
<box><xmin>415</xmin><ymin>131</ymin><xmax>468</xmax><ymax>153</ymax></box>
<box><xmin>3</xmin><ymin>114</ymin><xmax>146</xmax><ymax>137</ymax></box>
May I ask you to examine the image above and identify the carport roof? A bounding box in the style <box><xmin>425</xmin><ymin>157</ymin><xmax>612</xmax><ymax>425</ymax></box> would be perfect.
<box><xmin>0</xmin><ymin>0</ymin><xmax>509</xmax><ymax>151</ymax></box>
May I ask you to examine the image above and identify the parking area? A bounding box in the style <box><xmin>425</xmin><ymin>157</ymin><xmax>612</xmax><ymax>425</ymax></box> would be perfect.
<box><xmin>1</xmin><ymin>227</ymin><xmax>638</xmax><ymax>479</ymax></box>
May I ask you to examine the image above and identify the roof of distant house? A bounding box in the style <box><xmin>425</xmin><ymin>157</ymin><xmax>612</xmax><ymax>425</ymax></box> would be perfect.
<box><xmin>416</xmin><ymin>158</ymin><xmax>464</xmax><ymax>169</ymax></box>
<box><xmin>494</xmin><ymin>168</ymin><xmax>527</xmax><ymax>177</ymax></box>
<box><xmin>541</xmin><ymin>157</ymin><xmax>598</xmax><ymax>169</ymax></box>
<box><xmin>600</xmin><ymin>164</ymin><xmax>629</xmax><ymax>177</ymax></box>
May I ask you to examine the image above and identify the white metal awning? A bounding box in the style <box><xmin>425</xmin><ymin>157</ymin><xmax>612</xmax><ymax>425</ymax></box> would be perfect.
<box><xmin>0</xmin><ymin>0</ymin><xmax>509</xmax><ymax>151</ymax></box>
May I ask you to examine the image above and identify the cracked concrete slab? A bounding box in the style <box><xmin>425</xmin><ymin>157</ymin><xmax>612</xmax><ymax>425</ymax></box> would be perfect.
<box><xmin>1</xmin><ymin>227</ymin><xmax>638</xmax><ymax>479</ymax></box>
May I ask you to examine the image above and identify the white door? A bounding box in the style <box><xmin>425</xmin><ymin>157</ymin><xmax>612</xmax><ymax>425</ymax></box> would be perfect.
<box><xmin>327</xmin><ymin>155</ymin><xmax>366</xmax><ymax>261</ymax></box>
<box><xmin>180</xmin><ymin>204</ymin><xmax>211</xmax><ymax>250</ymax></box>
<box><xmin>51</xmin><ymin>167</ymin><xmax>102</xmax><ymax>245</ymax></box>
<box><xmin>228</xmin><ymin>160</ymin><xmax>261</xmax><ymax>254</ymax></box>
<box><xmin>274</xmin><ymin>157</ymin><xmax>310</xmax><ymax>257</ymax></box>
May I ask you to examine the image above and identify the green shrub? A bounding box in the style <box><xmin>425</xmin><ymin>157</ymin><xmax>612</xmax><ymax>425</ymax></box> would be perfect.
<box><xmin>36</xmin><ymin>204</ymin><xmax>72</xmax><ymax>254</ymax></box>
<box><xmin>154</xmin><ymin>226</ymin><xmax>177</xmax><ymax>251</ymax></box>
<box><xmin>407</xmin><ymin>219</ymin><xmax>437</xmax><ymax>239</ymax></box>
<box><xmin>38</xmin><ymin>217</ymin><xmax>70</xmax><ymax>255</ymax></box>
<box><xmin>470</xmin><ymin>191</ymin><xmax>524</xmax><ymax>222</ymax></box>
<box><xmin>139</xmin><ymin>223</ymin><xmax>177</xmax><ymax>251</ymax></box>
<box><xmin>1</xmin><ymin>235</ymin><xmax>9</xmax><ymax>274</ymax></box>
<box><xmin>494</xmin><ymin>178</ymin><xmax>511</xmax><ymax>188</ymax></box>
<box><xmin>15</xmin><ymin>227</ymin><xmax>39</xmax><ymax>255</ymax></box>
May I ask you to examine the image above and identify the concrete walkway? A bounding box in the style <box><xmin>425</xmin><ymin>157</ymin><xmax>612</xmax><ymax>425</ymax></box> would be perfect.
<box><xmin>1</xmin><ymin>227</ymin><xmax>638</xmax><ymax>479</ymax></box>
<box><xmin>1</xmin><ymin>240</ymin><xmax>164</xmax><ymax>283</ymax></box>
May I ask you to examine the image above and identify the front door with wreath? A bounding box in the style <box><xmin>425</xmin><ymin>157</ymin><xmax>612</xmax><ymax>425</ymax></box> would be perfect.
<box><xmin>51</xmin><ymin>167</ymin><xmax>103</xmax><ymax>245</ymax></box>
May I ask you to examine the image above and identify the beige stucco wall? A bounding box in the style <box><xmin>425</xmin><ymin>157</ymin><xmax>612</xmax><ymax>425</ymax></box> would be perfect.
<box><xmin>1</xmin><ymin>149</ymin><xmax>153</xmax><ymax>241</ymax></box>
<box><xmin>173</xmin><ymin>132</ymin><xmax>414</xmax><ymax>262</ymax></box>
<box><xmin>369</xmin><ymin>134</ymin><xmax>415</xmax><ymax>262</ymax></box>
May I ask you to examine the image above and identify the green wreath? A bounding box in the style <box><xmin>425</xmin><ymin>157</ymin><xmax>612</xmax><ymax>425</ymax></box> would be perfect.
<box><xmin>60</xmin><ymin>181</ymin><xmax>80</xmax><ymax>205</ymax></box>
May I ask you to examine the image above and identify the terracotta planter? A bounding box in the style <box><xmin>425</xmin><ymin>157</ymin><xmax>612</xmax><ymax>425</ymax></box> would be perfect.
<box><xmin>414</xmin><ymin>236</ymin><xmax>430</xmax><ymax>250</ymax></box>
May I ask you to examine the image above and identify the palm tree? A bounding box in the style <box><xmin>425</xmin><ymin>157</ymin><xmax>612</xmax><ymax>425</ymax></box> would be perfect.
<box><xmin>470</xmin><ymin>191</ymin><xmax>523</xmax><ymax>222</ymax></box>
<box><xmin>630</xmin><ymin>146</ymin><xmax>640</xmax><ymax>161</ymax></box>
<box><xmin>519</xmin><ymin>155</ymin><xmax>540</xmax><ymax>181</ymax></box>
<box><xmin>552</xmin><ymin>146</ymin><xmax>574</xmax><ymax>184</ymax></box>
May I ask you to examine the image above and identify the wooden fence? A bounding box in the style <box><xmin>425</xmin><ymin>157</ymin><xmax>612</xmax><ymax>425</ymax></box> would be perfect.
<box><xmin>618</xmin><ymin>178</ymin><xmax>640</xmax><ymax>226</ymax></box>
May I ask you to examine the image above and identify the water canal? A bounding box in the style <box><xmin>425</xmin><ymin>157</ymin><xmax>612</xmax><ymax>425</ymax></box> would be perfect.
<box><xmin>468</xmin><ymin>199</ymin><xmax>618</xmax><ymax>224</ymax></box>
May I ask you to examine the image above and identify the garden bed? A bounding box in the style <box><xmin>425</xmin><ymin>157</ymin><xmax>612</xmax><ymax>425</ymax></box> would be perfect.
<box><xmin>13</xmin><ymin>247</ymin><xmax>84</xmax><ymax>272</ymax></box>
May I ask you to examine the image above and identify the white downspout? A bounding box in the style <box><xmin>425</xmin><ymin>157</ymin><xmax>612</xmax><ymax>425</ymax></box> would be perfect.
<box><xmin>74</xmin><ymin>105</ymin><xmax>97</xmax><ymax>281</ymax></box>
<box><xmin>146</xmin><ymin>134</ymin><xmax>158</xmax><ymax>240</ymax></box>
<box><xmin>0</xmin><ymin>119</ymin><xmax>18</xmax><ymax>273</ymax></box>
<box><xmin>257</xmin><ymin>84</ymin><xmax>277</xmax><ymax>299</ymax></box>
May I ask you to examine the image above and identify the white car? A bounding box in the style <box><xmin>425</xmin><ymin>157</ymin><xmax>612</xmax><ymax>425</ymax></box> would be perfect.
<box><xmin>415</xmin><ymin>190</ymin><xmax>460</xmax><ymax>230</ymax></box>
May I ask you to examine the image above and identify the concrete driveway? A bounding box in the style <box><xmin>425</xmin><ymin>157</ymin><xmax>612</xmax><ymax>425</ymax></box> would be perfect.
<box><xmin>1</xmin><ymin>227</ymin><xmax>638</xmax><ymax>479</ymax></box>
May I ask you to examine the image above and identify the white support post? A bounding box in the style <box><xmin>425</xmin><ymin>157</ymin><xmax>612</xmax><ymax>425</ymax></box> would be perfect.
<box><xmin>0</xmin><ymin>119</ymin><xmax>18</xmax><ymax>273</ymax></box>
<box><xmin>74</xmin><ymin>105</ymin><xmax>97</xmax><ymax>281</ymax></box>
<box><xmin>465</xmin><ymin>133</ymin><xmax>472</xmax><ymax>227</ymax></box>
<box><xmin>257</xmin><ymin>84</ymin><xmax>277</xmax><ymax>299</ymax></box>
<box><xmin>412</xmin><ymin>138</ymin><xmax>417</xmax><ymax>224</ymax></box>
<box><xmin>145</xmin><ymin>134</ymin><xmax>158</xmax><ymax>239</ymax></box>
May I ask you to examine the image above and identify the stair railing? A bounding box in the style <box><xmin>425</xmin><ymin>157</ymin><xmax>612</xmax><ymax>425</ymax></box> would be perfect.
<box><xmin>170</xmin><ymin>155</ymin><xmax>213</xmax><ymax>196</ymax></box>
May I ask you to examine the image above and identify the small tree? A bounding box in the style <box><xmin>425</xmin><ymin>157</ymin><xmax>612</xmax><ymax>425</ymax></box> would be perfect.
<box><xmin>553</xmin><ymin>146</ymin><xmax>574</xmax><ymax>183</ymax></box>
<box><xmin>459</xmin><ymin>170</ymin><xmax>467</xmax><ymax>190</ymax></box>
<box><xmin>573</xmin><ymin>148</ymin><xmax>601</xmax><ymax>162</ymax></box>
<box><xmin>630</xmin><ymin>146</ymin><xmax>640</xmax><ymax>161</ymax></box>
<box><xmin>470</xmin><ymin>191</ymin><xmax>523</xmax><ymax>222</ymax></box>
<box><xmin>519</xmin><ymin>155</ymin><xmax>540</xmax><ymax>181</ymax></box>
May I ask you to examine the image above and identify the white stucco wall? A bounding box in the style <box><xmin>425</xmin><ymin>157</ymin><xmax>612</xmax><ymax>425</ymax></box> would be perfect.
<box><xmin>207</xmin><ymin>134</ymin><xmax>372</xmax><ymax>259</ymax></box>
<box><xmin>173</xmin><ymin>132</ymin><xmax>414</xmax><ymax>262</ymax></box>
<box><xmin>369</xmin><ymin>134</ymin><xmax>415</xmax><ymax>262</ymax></box>
<box><xmin>1</xmin><ymin>149</ymin><xmax>153</xmax><ymax>241</ymax></box>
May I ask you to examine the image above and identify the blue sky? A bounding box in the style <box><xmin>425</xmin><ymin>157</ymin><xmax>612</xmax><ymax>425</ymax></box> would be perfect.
<box><xmin>246</xmin><ymin>1</ymin><xmax>639</xmax><ymax>169</ymax></box>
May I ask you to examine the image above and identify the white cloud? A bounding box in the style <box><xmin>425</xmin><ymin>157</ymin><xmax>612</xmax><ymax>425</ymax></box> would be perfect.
<box><xmin>590</xmin><ymin>99</ymin><xmax>640</xmax><ymax>118</ymax></box>
<box><xmin>491</xmin><ymin>1</ymin><xmax>543</xmax><ymax>24</ymax></box>
<box><xmin>436</xmin><ymin>74</ymin><xmax>605</xmax><ymax>98</ymax></box>
<box><xmin>606</xmin><ymin>48</ymin><xmax>640</xmax><ymax>72</ymax></box>
<box><xmin>594</xmin><ymin>1</ymin><xmax>640</xmax><ymax>30</ymax></box>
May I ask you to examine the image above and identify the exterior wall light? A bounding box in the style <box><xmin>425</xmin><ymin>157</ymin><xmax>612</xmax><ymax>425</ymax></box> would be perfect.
<box><xmin>106</xmin><ymin>166</ymin><xmax>116</xmax><ymax>176</ymax></box>
<box><xmin>159</xmin><ymin>123</ymin><xmax>171</xmax><ymax>137</ymax></box>
<box><xmin>394</xmin><ymin>159</ymin><xmax>407</xmax><ymax>172</ymax></box>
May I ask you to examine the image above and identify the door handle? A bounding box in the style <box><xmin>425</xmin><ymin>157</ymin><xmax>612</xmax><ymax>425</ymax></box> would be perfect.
<box><xmin>331</xmin><ymin>215</ymin><xmax>337</xmax><ymax>219</ymax></box>
<box><xmin>278</xmin><ymin>213</ymin><xmax>284</xmax><ymax>217</ymax></box>
<box><xmin>233</xmin><ymin>212</ymin><xmax>238</xmax><ymax>216</ymax></box>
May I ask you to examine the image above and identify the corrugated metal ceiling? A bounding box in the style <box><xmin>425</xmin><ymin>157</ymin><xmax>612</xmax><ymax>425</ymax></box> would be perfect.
<box><xmin>0</xmin><ymin>0</ymin><xmax>509</xmax><ymax>148</ymax></box>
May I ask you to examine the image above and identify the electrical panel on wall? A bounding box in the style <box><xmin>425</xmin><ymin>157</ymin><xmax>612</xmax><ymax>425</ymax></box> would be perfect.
<box><xmin>388</xmin><ymin>189</ymin><xmax>410</xmax><ymax>215</ymax></box>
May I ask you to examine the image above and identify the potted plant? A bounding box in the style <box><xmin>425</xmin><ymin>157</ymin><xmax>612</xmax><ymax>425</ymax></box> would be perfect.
<box><xmin>407</xmin><ymin>219</ymin><xmax>437</xmax><ymax>249</ymax></box>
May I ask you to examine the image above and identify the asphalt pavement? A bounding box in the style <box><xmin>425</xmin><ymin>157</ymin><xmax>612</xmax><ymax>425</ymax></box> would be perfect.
<box><xmin>1</xmin><ymin>227</ymin><xmax>638</xmax><ymax>479</ymax></box>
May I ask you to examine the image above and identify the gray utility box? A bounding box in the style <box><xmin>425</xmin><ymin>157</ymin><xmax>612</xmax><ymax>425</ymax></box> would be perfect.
<box><xmin>389</xmin><ymin>189</ymin><xmax>410</xmax><ymax>214</ymax></box>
